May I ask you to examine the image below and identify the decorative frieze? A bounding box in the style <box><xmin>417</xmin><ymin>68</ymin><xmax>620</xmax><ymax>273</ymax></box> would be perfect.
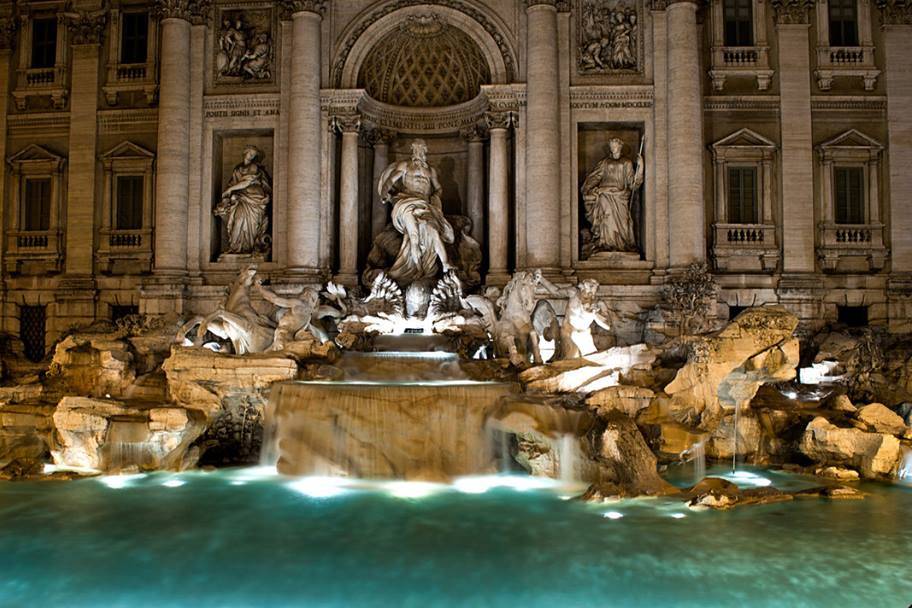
<box><xmin>98</xmin><ymin>109</ymin><xmax>160</xmax><ymax>135</ymax></box>
<box><xmin>215</xmin><ymin>7</ymin><xmax>275</xmax><ymax>84</ymax></box>
<box><xmin>578</xmin><ymin>0</ymin><xmax>641</xmax><ymax>74</ymax></box>
<box><xmin>771</xmin><ymin>0</ymin><xmax>814</xmax><ymax>24</ymax></box>
<box><xmin>65</xmin><ymin>10</ymin><xmax>107</xmax><ymax>45</ymax></box>
<box><xmin>203</xmin><ymin>95</ymin><xmax>281</xmax><ymax>119</ymax></box>
<box><xmin>569</xmin><ymin>86</ymin><xmax>653</xmax><ymax>109</ymax></box>
<box><xmin>877</xmin><ymin>0</ymin><xmax>912</xmax><ymax>25</ymax></box>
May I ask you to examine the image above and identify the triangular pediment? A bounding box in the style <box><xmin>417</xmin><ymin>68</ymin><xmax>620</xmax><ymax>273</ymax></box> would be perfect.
<box><xmin>819</xmin><ymin>129</ymin><xmax>883</xmax><ymax>151</ymax></box>
<box><xmin>712</xmin><ymin>128</ymin><xmax>777</xmax><ymax>150</ymax></box>
<box><xmin>7</xmin><ymin>144</ymin><xmax>64</xmax><ymax>164</ymax></box>
<box><xmin>100</xmin><ymin>141</ymin><xmax>155</xmax><ymax>160</ymax></box>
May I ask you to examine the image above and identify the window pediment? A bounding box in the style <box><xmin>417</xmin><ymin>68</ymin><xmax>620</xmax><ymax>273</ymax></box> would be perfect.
<box><xmin>711</xmin><ymin>128</ymin><xmax>776</xmax><ymax>161</ymax></box>
<box><xmin>100</xmin><ymin>141</ymin><xmax>155</xmax><ymax>160</ymax></box>
<box><xmin>8</xmin><ymin>143</ymin><xmax>65</xmax><ymax>167</ymax></box>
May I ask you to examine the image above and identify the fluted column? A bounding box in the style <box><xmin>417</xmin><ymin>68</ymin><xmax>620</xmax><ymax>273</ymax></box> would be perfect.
<box><xmin>462</xmin><ymin>123</ymin><xmax>488</xmax><ymax>244</ymax></box>
<box><xmin>334</xmin><ymin>114</ymin><xmax>361</xmax><ymax>285</ymax></box>
<box><xmin>0</xmin><ymin>18</ymin><xmax>16</xmax><ymax>284</ymax></box>
<box><xmin>666</xmin><ymin>0</ymin><xmax>706</xmax><ymax>266</ymax></box>
<box><xmin>286</xmin><ymin>0</ymin><xmax>325</xmax><ymax>277</ymax></box>
<box><xmin>152</xmin><ymin>2</ymin><xmax>191</xmax><ymax>275</ymax></box>
<box><xmin>773</xmin><ymin>0</ymin><xmax>816</xmax><ymax>274</ymax></box>
<box><xmin>524</xmin><ymin>0</ymin><xmax>561</xmax><ymax>272</ymax></box>
<box><xmin>368</xmin><ymin>128</ymin><xmax>395</xmax><ymax>239</ymax></box>
<box><xmin>486</xmin><ymin>111</ymin><xmax>514</xmax><ymax>285</ymax></box>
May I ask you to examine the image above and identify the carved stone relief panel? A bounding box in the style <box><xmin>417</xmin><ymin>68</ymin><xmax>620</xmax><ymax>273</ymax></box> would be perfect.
<box><xmin>577</xmin><ymin>0</ymin><xmax>642</xmax><ymax>75</ymax></box>
<box><xmin>212</xmin><ymin>131</ymin><xmax>275</xmax><ymax>262</ymax></box>
<box><xmin>577</xmin><ymin>124</ymin><xmax>646</xmax><ymax>260</ymax></box>
<box><xmin>214</xmin><ymin>6</ymin><xmax>275</xmax><ymax>85</ymax></box>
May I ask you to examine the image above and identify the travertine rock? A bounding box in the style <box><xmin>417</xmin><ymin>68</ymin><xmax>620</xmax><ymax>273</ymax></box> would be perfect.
<box><xmin>799</xmin><ymin>416</ymin><xmax>902</xmax><ymax>479</ymax></box>
<box><xmin>706</xmin><ymin>412</ymin><xmax>764</xmax><ymax>460</ymax></box>
<box><xmin>0</xmin><ymin>403</ymin><xmax>54</xmax><ymax>476</ymax></box>
<box><xmin>521</xmin><ymin>344</ymin><xmax>658</xmax><ymax>394</ymax></box>
<box><xmin>586</xmin><ymin>385</ymin><xmax>655</xmax><ymax>419</ymax></box>
<box><xmin>830</xmin><ymin>394</ymin><xmax>857</xmax><ymax>413</ymax></box>
<box><xmin>47</xmin><ymin>334</ymin><xmax>136</xmax><ymax>398</ymax></box>
<box><xmin>664</xmin><ymin>306</ymin><xmax>799</xmax><ymax>431</ymax></box>
<box><xmin>855</xmin><ymin>403</ymin><xmax>907</xmax><ymax>436</ymax></box>
<box><xmin>51</xmin><ymin>396</ymin><xmax>205</xmax><ymax>472</ymax></box>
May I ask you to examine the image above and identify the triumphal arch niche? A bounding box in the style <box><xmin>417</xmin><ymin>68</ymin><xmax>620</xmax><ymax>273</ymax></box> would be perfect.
<box><xmin>325</xmin><ymin>5</ymin><xmax>520</xmax><ymax>290</ymax></box>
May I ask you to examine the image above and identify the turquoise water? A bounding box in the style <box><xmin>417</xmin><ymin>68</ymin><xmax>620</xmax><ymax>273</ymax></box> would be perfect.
<box><xmin>0</xmin><ymin>466</ymin><xmax>910</xmax><ymax>607</ymax></box>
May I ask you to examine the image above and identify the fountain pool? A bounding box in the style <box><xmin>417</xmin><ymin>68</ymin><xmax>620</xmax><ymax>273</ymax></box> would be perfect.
<box><xmin>1</xmin><ymin>465</ymin><xmax>909</xmax><ymax>607</ymax></box>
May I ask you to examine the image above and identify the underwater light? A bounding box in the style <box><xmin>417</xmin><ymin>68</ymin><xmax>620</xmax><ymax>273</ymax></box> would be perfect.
<box><xmin>162</xmin><ymin>479</ymin><xmax>186</xmax><ymax>488</ymax></box>
<box><xmin>726</xmin><ymin>470</ymin><xmax>773</xmax><ymax>487</ymax></box>
<box><xmin>452</xmin><ymin>475</ymin><xmax>557</xmax><ymax>494</ymax></box>
<box><xmin>287</xmin><ymin>477</ymin><xmax>349</xmax><ymax>499</ymax></box>
<box><xmin>670</xmin><ymin>513</ymin><xmax>686</xmax><ymax>519</ymax></box>
<box><xmin>98</xmin><ymin>473</ymin><xmax>146</xmax><ymax>489</ymax></box>
<box><xmin>603</xmin><ymin>511</ymin><xmax>624</xmax><ymax>520</ymax></box>
<box><xmin>386</xmin><ymin>481</ymin><xmax>445</xmax><ymax>499</ymax></box>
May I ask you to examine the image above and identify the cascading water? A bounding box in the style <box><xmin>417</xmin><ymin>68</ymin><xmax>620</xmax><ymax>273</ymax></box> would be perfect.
<box><xmin>264</xmin><ymin>351</ymin><xmax>519</xmax><ymax>480</ymax></box>
<box><xmin>558</xmin><ymin>434</ymin><xmax>579</xmax><ymax>484</ymax></box>
<box><xmin>732</xmin><ymin>401</ymin><xmax>741</xmax><ymax>473</ymax></box>
<box><xmin>692</xmin><ymin>440</ymin><xmax>706</xmax><ymax>483</ymax></box>
<box><xmin>899</xmin><ymin>447</ymin><xmax>912</xmax><ymax>483</ymax></box>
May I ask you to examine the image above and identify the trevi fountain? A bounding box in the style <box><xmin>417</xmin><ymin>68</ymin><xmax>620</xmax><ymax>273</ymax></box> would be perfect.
<box><xmin>0</xmin><ymin>0</ymin><xmax>911</xmax><ymax>606</ymax></box>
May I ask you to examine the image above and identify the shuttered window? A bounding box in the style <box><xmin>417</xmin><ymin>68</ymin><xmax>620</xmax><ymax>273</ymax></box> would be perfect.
<box><xmin>829</xmin><ymin>0</ymin><xmax>859</xmax><ymax>46</ymax></box>
<box><xmin>115</xmin><ymin>175</ymin><xmax>144</xmax><ymax>230</ymax></box>
<box><xmin>120</xmin><ymin>12</ymin><xmax>149</xmax><ymax>64</ymax></box>
<box><xmin>834</xmin><ymin>167</ymin><xmax>864</xmax><ymax>224</ymax></box>
<box><xmin>727</xmin><ymin>166</ymin><xmax>758</xmax><ymax>224</ymax></box>
<box><xmin>31</xmin><ymin>18</ymin><xmax>57</xmax><ymax>69</ymax></box>
<box><xmin>23</xmin><ymin>178</ymin><xmax>51</xmax><ymax>232</ymax></box>
<box><xmin>723</xmin><ymin>0</ymin><xmax>754</xmax><ymax>47</ymax></box>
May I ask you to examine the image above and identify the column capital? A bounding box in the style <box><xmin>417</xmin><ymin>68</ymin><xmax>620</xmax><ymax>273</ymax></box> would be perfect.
<box><xmin>153</xmin><ymin>0</ymin><xmax>191</xmax><ymax>21</ymax></box>
<box><xmin>280</xmin><ymin>0</ymin><xmax>327</xmax><ymax>19</ymax></box>
<box><xmin>0</xmin><ymin>16</ymin><xmax>16</xmax><ymax>51</ymax></box>
<box><xmin>331</xmin><ymin>113</ymin><xmax>361</xmax><ymax>134</ymax></box>
<box><xmin>189</xmin><ymin>0</ymin><xmax>212</xmax><ymax>26</ymax></box>
<box><xmin>460</xmin><ymin>122</ymin><xmax>489</xmax><ymax>143</ymax></box>
<box><xmin>363</xmin><ymin>127</ymin><xmax>396</xmax><ymax>147</ymax></box>
<box><xmin>665</xmin><ymin>0</ymin><xmax>703</xmax><ymax>7</ymax></box>
<box><xmin>485</xmin><ymin>111</ymin><xmax>516</xmax><ymax>130</ymax></box>
<box><xmin>877</xmin><ymin>0</ymin><xmax>912</xmax><ymax>25</ymax></box>
<box><xmin>771</xmin><ymin>0</ymin><xmax>814</xmax><ymax>24</ymax></box>
<box><xmin>524</xmin><ymin>0</ymin><xmax>559</xmax><ymax>10</ymax></box>
<box><xmin>65</xmin><ymin>9</ymin><xmax>107</xmax><ymax>45</ymax></box>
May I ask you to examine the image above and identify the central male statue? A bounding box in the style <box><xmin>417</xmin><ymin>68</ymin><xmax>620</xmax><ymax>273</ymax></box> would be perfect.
<box><xmin>377</xmin><ymin>139</ymin><xmax>456</xmax><ymax>285</ymax></box>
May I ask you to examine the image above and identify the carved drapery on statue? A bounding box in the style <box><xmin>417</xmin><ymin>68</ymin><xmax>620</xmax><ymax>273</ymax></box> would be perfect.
<box><xmin>215</xmin><ymin>145</ymin><xmax>272</xmax><ymax>256</ymax></box>
<box><xmin>581</xmin><ymin>137</ymin><xmax>644</xmax><ymax>257</ymax></box>
<box><xmin>364</xmin><ymin>140</ymin><xmax>482</xmax><ymax>288</ymax></box>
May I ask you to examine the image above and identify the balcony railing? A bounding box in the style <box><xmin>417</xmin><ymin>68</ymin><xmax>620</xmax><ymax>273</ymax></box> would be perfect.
<box><xmin>17</xmin><ymin>233</ymin><xmax>49</xmax><ymax>249</ymax></box>
<box><xmin>711</xmin><ymin>223</ymin><xmax>779</xmax><ymax>273</ymax></box>
<box><xmin>815</xmin><ymin>46</ymin><xmax>878</xmax><ymax>90</ymax></box>
<box><xmin>817</xmin><ymin>222</ymin><xmax>887</xmax><ymax>272</ymax></box>
<box><xmin>109</xmin><ymin>230</ymin><xmax>143</xmax><ymax>248</ymax></box>
<box><xmin>721</xmin><ymin>47</ymin><xmax>758</xmax><ymax>66</ymax></box>
<box><xmin>714</xmin><ymin>223</ymin><xmax>774</xmax><ymax>246</ymax></box>
<box><xmin>115</xmin><ymin>64</ymin><xmax>148</xmax><ymax>81</ymax></box>
<box><xmin>709</xmin><ymin>46</ymin><xmax>772</xmax><ymax>91</ymax></box>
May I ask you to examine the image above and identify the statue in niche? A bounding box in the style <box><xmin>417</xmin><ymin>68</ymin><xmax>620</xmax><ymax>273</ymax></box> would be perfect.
<box><xmin>581</xmin><ymin>137</ymin><xmax>644</xmax><ymax>257</ymax></box>
<box><xmin>376</xmin><ymin>139</ymin><xmax>456</xmax><ymax>285</ymax></box>
<box><xmin>215</xmin><ymin>145</ymin><xmax>272</xmax><ymax>256</ymax></box>
<box><xmin>216</xmin><ymin>12</ymin><xmax>272</xmax><ymax>81</ymax></box>
<box><xmin>579</xmin><ymin>0</ymin><xmax>638</xmax><ymax>73</ymax></box>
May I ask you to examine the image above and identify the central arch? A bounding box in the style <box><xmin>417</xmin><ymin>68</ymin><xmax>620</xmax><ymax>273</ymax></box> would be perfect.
<box><xmin>333</xmin><ymin>1</ymin><xmax>515</xmax><ymax>90</ymax></box>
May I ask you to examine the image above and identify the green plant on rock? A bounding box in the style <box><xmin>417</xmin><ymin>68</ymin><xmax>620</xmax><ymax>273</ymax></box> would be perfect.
<box><xmin>663</xmin><ymin>262</ymin><xmax>719</xmax><ymax>335</ymax></box>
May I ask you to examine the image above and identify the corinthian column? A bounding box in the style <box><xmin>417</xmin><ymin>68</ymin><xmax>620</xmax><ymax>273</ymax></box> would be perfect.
<box><xmin>666</xmin><ymin>0</ymin><xmax>706</xmax><ymax>267</ymax></box>
<box><xmin>367</xmin><ymin>128</ymin><xmax>395</xmax><ymax>239</ymax></box>
<box><xmin>285</xmin><ymin>0</ymin><xmax>325</xmax><ymax>278</ymax></box>
<box><xmin>461</xmin><ymin>123</ymin><xmax>488</xmax><ymax>244</ymax></box>
<box><xmin>486</xmin><ymin>111</ymin><xmax>515</xmax><ymax>285</ymax></box>
<box><xmin>334</xmin><ymin>114</ymin><xmax>361</xmax><ymax>285</ymax></box>
<box><xmin>0</xmin><ymin>18</ymin><xmax>13</xmax><ymax>282</ymax></box>
<box><xmin>524</xmin><ymin>0</ymin><xmax>561</xmax><ymax>272</ymax></box>
<box><xmin>152</xmin><ymin>1</ymin><xmax>192</xmax><ymax>275</ymax></box>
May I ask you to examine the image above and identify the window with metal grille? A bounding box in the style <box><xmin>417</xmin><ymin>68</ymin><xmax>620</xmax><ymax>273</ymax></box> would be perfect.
<box><xmin>111</xmin><ymin>304</ymin><xmax>139</xmax><ymax>323</ymax></box>
<box><xmin>837</xmin><ymin>305</ymin><xmax>868</xmax><ymax>327</ymax></box>
<box><xmin>829</xmin><ymin>0</ymin><xmax>859</xmax><ymax>46</ymax></box>
<box><xmin>727</xmin><ymin>166</ymin><xmax>758</xmax><ymax>224</ymax></box>
<box><xmin>834</xmin><ymin>166</ymin><xmax>865</xmax><ymax>224</ymax></box>
<box><xmin>31</xmin><ymin>18</ymin><xmax>57</xmax><ymax>69</ymax></box>
<box><xmin>115</xmin><ymin>175</ymin><xmax>144</xmax><ymax>230</ymax></box>
<box><xmin>723</xmin><ymin>0</ymin><xmax>753</xmax><ymax>47</ymax></box>
<box><xmin>23</xmin><ymin>178</ymin><xmax>51</xmax><ymax>232</ymax></box>
<box><xmin>19</xmin><ymin>305</ymin><xmax>46</xmax><ymax>363</ymax></box>
<box><xmin>120</xmin><ymin>12</ymin><xmax>149</xmax><ymax>64</ymax></box>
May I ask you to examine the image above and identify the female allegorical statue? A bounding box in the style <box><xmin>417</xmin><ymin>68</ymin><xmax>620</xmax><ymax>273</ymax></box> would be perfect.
<box><xmin>215</xmin><ymin>145</ymin><xmax>272</xmax><ymax>255</ymax></box>
<box><xmin>581</xmin><ymin>137</ymin><xmax>644</xmax><ymax>254</ymax></box>
<box><xmin>377</xmin><ymin>139</ymin><xmax>455</xmax><ymax>284</ymax></box>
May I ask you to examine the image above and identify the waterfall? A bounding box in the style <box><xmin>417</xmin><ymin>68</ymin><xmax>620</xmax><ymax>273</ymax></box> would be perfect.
<box><xmin>558</xmin><ymin>434</ymin><xmax>579</xmax><ymax>484</ymax></box>
<box><xmin>692</xmin><ymin>440</ymin><xmax>706</xmax><ymax>483</ymax></box>
<box><xmin>732</xmin><ymin>401</ymin><xmax>741</xmax><ymax>473</ymax></box>
<box><xmin>900</xmin><ymin>447</ymin><xmax>912</xmax><ymax>482</ymax></box>
<box><xmin>107</xmin><ymin>442</ymin><xmax>149</xmax><ymax>470</ymax></box>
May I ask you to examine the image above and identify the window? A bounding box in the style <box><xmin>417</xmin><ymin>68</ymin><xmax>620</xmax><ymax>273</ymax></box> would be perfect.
<box><xmin>30</xmin><ymin>18</ymin><xmax>57</xmax><ymax>69</ymax></box>
<box><xmin>728</xmin><ymin>305</ymin><xmax>748</xmax><ymax>320</ymax></box>
<box><xmin>120</xmin><ymin>12</ymin><xmax>149</xmax><ymax>64</ymax></box>
<box><xmin>829</xmin><ymin>0</ymin><xmax>859</xmax><ymax>47</ymax></box>
<box><xmin>23</xmin><ymin>178</ymin><xmax>51</xmax><ymax>232</ymax></box>
<box><xmin>115</xmin><ymin>175</ymin><xmax>144</xmax><ymax>230</ymax></box>
<box><xmin>723</xmin><ymin>0</ymin><xmax>753</xmax><ymax>47</ymax></box>
<box><xmin>111</xmin><ymin>304</ymin><xmax>139</xmax><ymax>323</ymax></box>
<box><xmin>19</xmin><ymin>305</ymin><xmax>46</xmax><ymax>363</ymax></box>
<box><xmin>834</xmin><ymin>166</ymin><xmax>864</xmax><ymax>224</ymax></box>
<box><xmin>727</xmin><ymin>167</ymin><xmax>758</xmax><ymax>224</ymax></box>
<box><xmin>837</xmin><ymin>305</ymin><xmax>868</xmax><ymax>327</ymax></box>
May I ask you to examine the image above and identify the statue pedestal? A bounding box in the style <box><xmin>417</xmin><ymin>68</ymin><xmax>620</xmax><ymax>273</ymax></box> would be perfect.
<box><xmin>575</xmin><ymin>252</ymin><xmax>655</xmax><ymax>285</ymax></box>
<box><xmin>586</xmin><ymin>251</ymin><xmax>644</xmax><ymax>267</ymax></box>
<box><xmin>216</xmin><ymin>252</ymin><xmax>267</xmax><ymax>266</ymax></box>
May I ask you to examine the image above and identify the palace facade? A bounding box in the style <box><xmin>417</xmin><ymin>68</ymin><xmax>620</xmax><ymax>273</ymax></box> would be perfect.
<box><xmin>1</xmin><ymin>0</ymin><xmax>911</xmax><ymax>358</ymax></box>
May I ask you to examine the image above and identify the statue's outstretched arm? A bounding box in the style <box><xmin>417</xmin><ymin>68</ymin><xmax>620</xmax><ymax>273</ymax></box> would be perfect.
<box><xmin>255</xmin><ymin>283</ymin><xmax>300</xmax><ymax>310</ymax></box>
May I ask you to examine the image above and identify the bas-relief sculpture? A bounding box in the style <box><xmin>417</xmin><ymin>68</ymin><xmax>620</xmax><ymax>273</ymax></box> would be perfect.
<box><xmin>581</xmin><ymin>137</ymin><xmax>644</xmax><ymax>258</ymax></box>
<box><xmin>215</xmin><ymin>145</ymin><xmax>272</xmax><ymax>257</ymax></box>
<box><xmin>579</xmin><ymin>0</ymin><xmax>639</xmax><ymax>73</ymax></box>
<box><xmin>216</xmin><ymin>10</ymin><xmax>273</xmax><ymax>82</ymax></box>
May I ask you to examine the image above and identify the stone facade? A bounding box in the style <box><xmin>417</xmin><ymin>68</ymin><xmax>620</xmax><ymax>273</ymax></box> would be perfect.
<box><xmin>1</xmin><ymin>0</ymin><xmax>910</xmax><ymax>354</ymax></box>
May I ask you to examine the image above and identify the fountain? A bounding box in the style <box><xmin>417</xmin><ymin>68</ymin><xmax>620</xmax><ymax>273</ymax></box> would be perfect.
<box><xmin>900</xmin><ymin>446</ymin><xmax>912</xmax><ymax>482</ymax></box>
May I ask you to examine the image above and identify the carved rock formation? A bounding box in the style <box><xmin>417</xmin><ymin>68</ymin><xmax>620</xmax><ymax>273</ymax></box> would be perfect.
<box><xmin>799</xmin><ymin>416</ymin><xmax>902</xmax><ymax>479</ymax></box>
